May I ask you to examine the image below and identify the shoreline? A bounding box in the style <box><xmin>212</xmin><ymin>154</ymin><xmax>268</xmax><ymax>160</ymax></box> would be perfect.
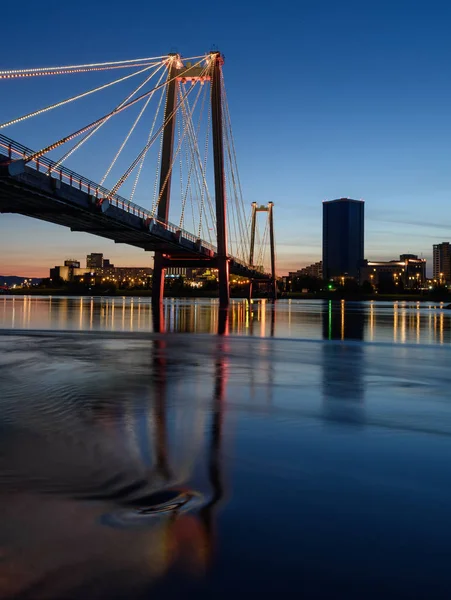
<box><xmin>2</xmin><ymin>289</ymin><xmax>449</xmax><ymax>303</ymax></box>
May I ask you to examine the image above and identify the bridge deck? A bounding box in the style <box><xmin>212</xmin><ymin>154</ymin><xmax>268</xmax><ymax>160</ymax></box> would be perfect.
<box><xmin>0</xmin><ymin>136</ymin><xmax>270</xmax><ymax>280</ymax></box>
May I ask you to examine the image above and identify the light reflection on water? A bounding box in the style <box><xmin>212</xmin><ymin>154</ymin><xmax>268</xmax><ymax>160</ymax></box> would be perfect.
<box><xmin>1</xmin><ymin>295</ymin><xmax>451</xmax><ymax>343</ymax></box>
<box><xmin>1</xmin><ymin>298</ymin><xmax>451</xmax><ymax>598</ymax></box>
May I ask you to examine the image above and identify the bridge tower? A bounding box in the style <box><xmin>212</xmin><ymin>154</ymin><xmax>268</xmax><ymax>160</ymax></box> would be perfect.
<box><xmin>151</xmin><ymin>53</ymin><xmax>180</xmax><ymax>311</ymax></box>
<box><xmin>249</xmin><ymin>202</ymin><xmax>277</xmax><ymax>300</ymax></box>
<box><xmin>152</xmin><ymin>51</ymin><xmax>230</xmax><ymax>310</ymax></box>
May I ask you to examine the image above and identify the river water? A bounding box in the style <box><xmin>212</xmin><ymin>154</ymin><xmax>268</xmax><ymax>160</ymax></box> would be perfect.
<box><xmin>1</xmin><ymin>296</ymin><xmax>451</xmax><ymax>598</ymax></box>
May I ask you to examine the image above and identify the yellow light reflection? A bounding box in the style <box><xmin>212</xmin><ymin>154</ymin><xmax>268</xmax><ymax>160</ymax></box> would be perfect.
<box><xmin>21</xmin><ymin>296</ymin><xmax>27</xmax><ymax>327</ymax></box>
<box><xmin>340</xmin><ymin>300</ymin><xmax>345</xmax><ymax>340</ymax></box>
<box><xmin>260</xmin><ymin>299</ymin><xmax>266</xmax><ymax>337</ymax></box>
<box><xmin>89</xmin><ymin>298</ymin><xmax>93</xmax><ymax>330</ymax></box>
<box><xmin>369</xmin><ymin>301</ymin><xmax>374</xmax><ymax>341</ymax></box>
<box><xmin>393</xmin><ymin>304</ymin><xmax>398</xmax><ymax>342</ymax></box>
<box><xmin>400</xmin><ymin>306</ymin><xmax>406</xmax><ymax>343</ymax></box>
<box><xmin>79</xmin><ymin>297</ymin><xmax>83</xmax><ymax>329</ymax></box>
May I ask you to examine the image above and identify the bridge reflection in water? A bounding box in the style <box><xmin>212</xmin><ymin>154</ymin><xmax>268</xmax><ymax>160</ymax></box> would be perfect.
<box><xmin>0</xmin><ymin>295</ymin><xmax>277</xmax><ymax>337</ymax></box>
<box><xmin>2</xmin><ymin>296</ymin><xmax>451</xmax><ymax>343</ymax></box>
<box><xmin>0</xmin><ymin>332</ymin><xmax>233</xmax><ymax>597</ymax></box>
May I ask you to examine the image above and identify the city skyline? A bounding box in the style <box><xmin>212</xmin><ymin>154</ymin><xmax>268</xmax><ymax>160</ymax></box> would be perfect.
<box><xmin>1</xmin><ymin>0</ymin><xmax>451</xmax><ymax>276</ymax></box>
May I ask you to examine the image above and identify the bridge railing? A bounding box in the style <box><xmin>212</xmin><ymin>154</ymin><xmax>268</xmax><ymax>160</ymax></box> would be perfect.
<box><xmin>0</xmin><ymin>134</ymin><xmax>218</xmax><ymax>252</ymax></box>
<box><xmin>0</xmin><ymin>134</ymin><xmax>270</xmax><ymax>275</ymax></box>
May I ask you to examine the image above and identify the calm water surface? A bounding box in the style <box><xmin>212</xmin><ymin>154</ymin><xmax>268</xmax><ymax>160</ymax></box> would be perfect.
<box><xmin>1</xmin><ymin>297</ymin><xmax>451</xmax><ymax>598</ymax></box>
<box><xmin>2</xmin><ymin>295</ymin><xmax>451</xmax><ymax>343</ymax></box>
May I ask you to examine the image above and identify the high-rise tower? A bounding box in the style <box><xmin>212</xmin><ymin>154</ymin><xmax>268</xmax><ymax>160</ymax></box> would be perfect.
<box><xmin>322</xmin><ymin>198</ymin><xmax>364</xmax><ymax>280</ymax></box>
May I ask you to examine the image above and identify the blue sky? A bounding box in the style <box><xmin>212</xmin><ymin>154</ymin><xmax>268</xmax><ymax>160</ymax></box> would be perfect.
<box><xmin>1</xmin><ymin>0</ymin><xmax>451</xmax><ymax>276</ymax></box>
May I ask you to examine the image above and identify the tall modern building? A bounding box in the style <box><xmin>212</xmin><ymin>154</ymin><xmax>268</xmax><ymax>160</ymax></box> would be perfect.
<box><xmin>322</xmin><ymin>198</ymin><xmax>364</xmax><ymax>280</ymax></box>
<box><xmin>433</xmin><ymin>243</ymin><xmax>451</xmax><ymax>282</ymax></box>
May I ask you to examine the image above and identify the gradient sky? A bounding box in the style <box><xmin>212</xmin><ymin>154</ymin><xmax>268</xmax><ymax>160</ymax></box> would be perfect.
<box><xmin>1</xmin><ymin>0</ymin><xmax>451</xmax><ymax>277</ymax></box>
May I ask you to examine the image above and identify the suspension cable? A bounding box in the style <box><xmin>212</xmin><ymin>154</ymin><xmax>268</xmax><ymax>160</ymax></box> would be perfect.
<box><xmin>149</xmin><ymin>61</ymin><xmax>212</xmax><ymax>215</ymax></box>
<box><xmin>100</xmin><ymin>63</ymin><xmax>167</xmax><ymax>185</ymax></box>
<box><xmin>177</xmin><ymin>81</ymin><xmax>209</xmax><ymax>237</ymax></box>
<box><xmin>224</xmin><ymin>116</ymin><xmax>248</xmax><ymax>257</ymax></box>
<box><xmin>179</xmin><ymin>69</ymin><xmax>216</xmax><ymax>238</ymax></box>
<box><xmin>50</xmin><ymin>63</ymin><xmax>164</xmax><ymax>172</ymax></box>
<box><xmin>178</xmin><ymin>89</ymin><xmax>198</xmax><ymax>230</ymax></box>
<box><xmin>0</xmin><ymin>62</ymin><xmax>160</xmax><ymax>80</ymax></box>
<box><xmin>0</xmin><ymin>63</ymin><xmax>160</xmax><ymax>130</ymax></box>
<box><xmin>178</xmin><ymin>95</ymin><xmax>186</xmax><ymax>227</ymax></box>
<box><xmin>23</xmin><ymin>58</ymin><xmax>206</xmax><ymax>164</ymax></box>
<box><xmin>110</xmin><ymin>71</ymin><xmax>206</xmax><ymax>201</ymax></box>
<box><xmin>253</xmin><ymin>210</ymin><xmax>262</xmax><ymax>265</ymax></box>
<box><xmin>181</xmin><ymin>81</ymin><xmax>209</xmax><ymax>238</ymax></box>
<box><xmin>0</xmin><ymin>56</ymin><xmax>169</xmax><ymax>76</ymax></box>
<box><xmin>224</xmin><ymin>134</ymin><xmax>239</xmax><ymax>258</ymax></box>
<box><xmin>225</xmin><ymin>140</ymin><xmax>240</xmax><ymax>259</ymax></box>
<box><xmin>257</xmin><ymin>213</ymin><xmax>270</xmax><ymax>271</ymax></box>
<box><xmin>221</xmin><ymin>71</ymin><xmax>251</xmax><ymax>254</ymax></box>
<box><xmin>198</xmin><ymin>82</ymin><xmax>212</xmax><ymax>239</ymax></box>
<box><xmin>130</xmin><ymin>86</ymin><xmax>166</xmax><ymax>202</ymax></box>
<box><xmin>244</xmin><ymin>209</ymin><xmax>253</xmax><ymax>263</ymax></box>
<box><xmin>222</xmin><ymin>105</ymin><xmax>242</xmax><ymax>259</ymax></box>
<box><xmin>149</xmin><ymin>72</ymin><xmax>207</xmax><ymax>216</ymax></box>
<box><xmin>179</xmin><ymin>93</ymin><xmax>197</xmax><ymax>233</ymax></box>
<box><xmin>179</xmin><ymin>81</ymin><xmax>215</xmax><ymax>242</ymax></box>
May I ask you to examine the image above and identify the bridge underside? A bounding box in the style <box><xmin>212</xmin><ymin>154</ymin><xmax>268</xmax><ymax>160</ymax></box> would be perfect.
<box><xmin>0</xmin><ymin>160</ymin><xmax>269</xmax><ymax>281</ymax></box>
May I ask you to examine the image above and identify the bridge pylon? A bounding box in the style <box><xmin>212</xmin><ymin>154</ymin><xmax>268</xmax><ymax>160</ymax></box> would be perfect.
<box><xmin>249</xmin><ymin>202</ymin><xmax>277</xmax><ymax>300</ymax></box>
<box><xmin>210</xmin><ymin>52</ymin><xmax>229</xmax><ymax>310</ymax></box>
<box><xmin>152</xmin><ymin>54</ymin><xmax>180</xmax><ymax>310</ymax></box>
<box><xmin>152</xmin><ymin>51</ymin><xmax>230</xmax><ymax>310</ymax></box>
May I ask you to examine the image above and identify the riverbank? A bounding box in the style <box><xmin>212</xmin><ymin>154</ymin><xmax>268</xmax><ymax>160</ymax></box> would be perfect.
<box><xmin>4</xmin><ymin>288</ymin><xmax>450</xmax><ymax>303</ymax></box>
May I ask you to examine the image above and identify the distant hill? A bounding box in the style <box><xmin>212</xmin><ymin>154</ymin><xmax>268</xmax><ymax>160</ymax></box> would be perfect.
<box><xmin>0</xmin><ymin>276</ymin><xmax>42</xmax><ymax>287</ymax></box>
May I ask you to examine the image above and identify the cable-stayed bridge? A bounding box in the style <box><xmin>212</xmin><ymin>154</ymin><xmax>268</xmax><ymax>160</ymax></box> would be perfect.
<box><xmin>0</xmin><ymin>52</ymin><xmax>276</xmax><ymax>307</ymax></box>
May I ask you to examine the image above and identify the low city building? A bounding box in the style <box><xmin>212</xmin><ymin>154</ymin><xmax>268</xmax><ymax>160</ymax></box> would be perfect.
<box><xmin>360</xmin><ymin>255</ymin><xmax>426</xmax><ymax>289</ymax></box>
<box><xmin>64</xmin><ymin>259</ymin><xmax>80</xmax><ymax>268</ymax></box>
<box><xmin>51</xmin><ymin>253</ymin><xmax>153</xmax><ymax>286</ymax></box>
<box><xmin>100</xmin><ymin>266</ymin><xmax>153</xmax><ymax>286</ymax></box>
<box><xmin>50</xmin><ymin>264</ymin><xmax>90</xmax><ymax>282</ymax></box>
<box><xmin>86</xmin><ymin>253</ymin><xmax>104</xmax><ymax>269</ymax></box>
<box><xmin>289</xmin><ymin>261</ymin><xmax>323</xmax><ymax>279</ymax></box>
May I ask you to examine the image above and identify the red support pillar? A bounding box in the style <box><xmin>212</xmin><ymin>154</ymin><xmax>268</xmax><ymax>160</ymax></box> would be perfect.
<box><xmin>210</xmin><ymin>52</ymin><xmax>230</xmax><ymax>310</ymax></box>
<box><xmin>249</xmin><ymin>202</ymin><xmax>257</xmax><ymax>267</ymax></box>
<box><xmin>248</xmin><ymin>280</ymin><xmax>253</xmax><ymax>302</ymax></box>
<box><xmin>151</xmin><ymin>297</ymin><xmax>166</xmax><ymax>333</ymax></box>
<box><xmin>268</xmin><ymin>202</ymin><xmax>277</xmax><ymax>300</ymax></box>
<box><xmin>152</xmin><ymin>54</ymin><xmax>180</xmax><ymax>309</ymax></box>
